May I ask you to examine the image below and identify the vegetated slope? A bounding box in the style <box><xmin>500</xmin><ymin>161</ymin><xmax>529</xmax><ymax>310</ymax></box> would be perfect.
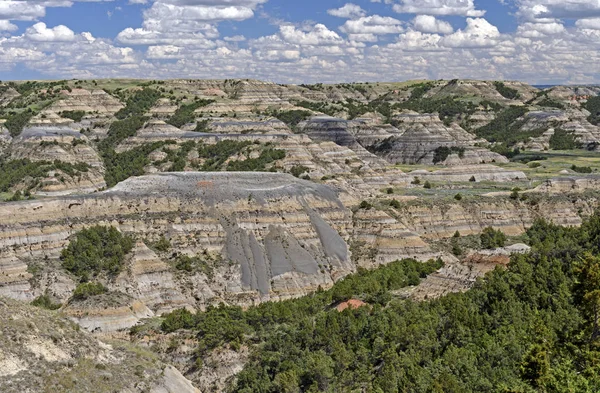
<box><xmin>153</xmin><ymin>214</ymin><xmax>600</xmax><ymax>393</ymax></box>
<box><xmin>0</xmin><ymin>297</ymin><xmax>199</xmax><ymax>393</ymax></box>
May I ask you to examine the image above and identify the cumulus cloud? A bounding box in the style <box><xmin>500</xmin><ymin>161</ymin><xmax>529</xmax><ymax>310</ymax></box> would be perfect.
<box><xmin>340</xmin><ymin>15</ymin><xmax>404</xmax><ymax>35</ymax></box>
<box><xmin>0</xmin><ymin>1</ymin><xmax>46</xmax><ymax>21</ymax></box>
<box><xmin>2</xmin><ymin>0</ymin><xmax>600</xmax><ymax>85</ymax></box>
<box><xmin>516</xmin><ymin>0</ymin><xmax>600</xmax><ymax>21</ymax></box>
<box><xmin>440</xmin><ymin>18</ymin><xmax>500</xmax><ymax>48</ymax></box>
<box><xmin>576</xmin><ymin>18</ymin><xmax>600</xmax><ymax>30</ymax></box>
<box><xmin>392</xmin><ymin>0</ymin><xmax>485</xmax><ymax>17</ymax></box>
<box><xmin>517</xmin><ymin>22</ymin><xmax>565</xmax><ymax>38</ymax></box>
<box><xmin>327</xmin><ymin>3</ymin><xmax>366</xmax><ymax>19</ymax></box>
<box><xmin>117</xmin><ymin>27</ymin><xmax>216</xmax><ymax>46</ymax></box>
<box><xmin>412</xmin><ymin>15</ymin><xmax>453</xmax><ymax>34</ymax></box>
<box><xmin>279</xmin><ymin>24</ymin><xmax>344</xmax><ymax>46</ymax></box>
<box><xmin>392</xmin><ymin>29</ymin><xmax>445</xmax><ymax>51</ymax></box>
<box><xmin>25</xmin><ymin>22</ymin><xmax>75</xmax><ymax>42</ymax></box>
<box><xmin>0</xmin><ymin>20</ymin><xmax>17</xmax><ymax>31</ymax></box>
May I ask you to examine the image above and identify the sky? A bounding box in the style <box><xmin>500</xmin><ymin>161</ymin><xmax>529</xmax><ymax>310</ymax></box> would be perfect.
<box><xmin>1</xmin><ymin>0</ymin><xmax>600</xmax><ymax>84</ymax></box>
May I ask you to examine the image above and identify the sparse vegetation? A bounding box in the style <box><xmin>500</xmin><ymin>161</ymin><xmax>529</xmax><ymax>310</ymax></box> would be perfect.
<box><xmin>0</xmin><ymin>159</ymin><xmax>90</xmax><ymax>193</ymax></box>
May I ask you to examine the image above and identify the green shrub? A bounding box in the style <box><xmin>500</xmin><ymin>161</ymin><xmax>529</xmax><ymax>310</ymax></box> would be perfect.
<box><xmin>161</xmin><ymin>308</ymin><xmax>196</xmax><ymax>333</ymax></box>
<box><xmin>154</xmin><ymin>236</ymin><xmax>171</xmax><ymax>252</ymax></box>
<box><xmin>61</xmin><ymin>226</ymin><xmax>134</xmax><ymax>280</ymax></box>
<box><xmin>167</xmin><ymin>100</ymin><xmax>214</xmax><ymax>128</ymax></box>
<box><xmin>571</xmin><ymin>165</ymin><xmax>593</xmax><ymax>174</ymax></box>
<box><xmin>31</xmin><ymin>294</ymin><xmax>62</xmax><ymax>310</ymax></box>
<box><xmin>549</xmin><ymin>129</ymin><xmax>581</xmax><ymax>150</ymax></box>
<box><xmin>60</xmin><ymin>110</ymin><xmax>86</xmax><ymax>122</ymax></box>
<box><xmin>480</xmin><ymin>227</ymin><xmax>506</xmax><ymax>249</ymax></box>
<box><xmin>359</xmin><ymin>201</ymin><xmax>373</xmax><ymax>210</ymax></box>
<box><xmin>451</xmin><ymin>240</ymin><xmax>463</xmax><ymax>257</ymax></box>
<box><xmin>5</xmin><ymin>110</ymin><xmax>35</xmax><ymax>137</ymax></box>
<box><xmin>115</xmin><ymin>88</ymin><xmax>162</xmax><ymax>119</ymax></box>
<box><xmin>390</xmin><ymin>199</ymin><xmax>401</xmax><ymax>209</ymax></box>
<box><xmin>432</xmin><ymin>146</ymin><xmax>465</xmax><ymax>164</ymax></box>
<box><xmin>194</xmin><ymin>119</ymin><xmax>210</xmax><ymax>132</ymax></box>
<box><xmin>72</xmin><ymin>282</ymin><xmax>107</xmax><ymax>300</ymax></box>
<box><xmin>583</xmin><ymin>96</ymin><xmax>600</xmax><ymax>125</ymax></box>
<box><xmin>290</xmin><ymin>165</ymin><xmax>310</xmax><ymax>178</ymax></box>
<box><xmin>454</xmin><ymin>193</ymin><xmax>463</xmax><ymax>201</ymax></box>
<box><xmin>197</xmin><ymin>140</ymin><xmax>252</xmax><ymax>171</ymax></box>
<box><xmin>226</xmin><ymin>148</ymin><xmax>286</xmax><ymax>172</ymax></box>
<box><xmin>274</xmin><ymin>110</ymin><xmax>312</xmax><ymax>128</ymax></box>
<box><xmin>423</xmin><ymin>181</ymin><xmax>432</xmax><ymax>189</ymax></box>
<box><xmin>493</xmin><ymin>81</ymin><xmax>520</xmax><ymax>99</ymax></box>
<box><xmin>537</xmin><ymin>98</ymin><xmax>564</xmax><ymax>109</ymax></box>
<box><xmin>0</xmin><ymin>159</ymin><xmax>90</xmax><ymax>193</ymax></box>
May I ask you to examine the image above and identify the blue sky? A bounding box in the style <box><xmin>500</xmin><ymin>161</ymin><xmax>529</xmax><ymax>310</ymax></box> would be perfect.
<box><xmin>1</xmin><ymin>0</ymin><xmax>600</xmax><ymax>84</ymax></box>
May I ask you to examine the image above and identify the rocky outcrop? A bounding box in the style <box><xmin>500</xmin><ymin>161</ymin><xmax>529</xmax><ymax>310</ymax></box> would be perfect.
<box><xmin>7</xmin><ymin>126</ymin><xmax>106</xmax><ymax>195</ymax></box>
<box><xmin>391</xmin><ymin>198</ymin><xmax>595</xmax><ymax>240</ymax></box>
<box><xmin>406</xmin><ymin>243</ymin><xmax>530</xmax><ymax>300</ymax></box>
<box><xmin>207</xmin><ymin>118</ymin><xmax>292</xmax><ymax>135</ymax></box>
<box><xmin>296</xmin><ymin>116</ymin><xmax>389</xmax><ymax>165</ymax></box>
<box><xmin>426</xmin><ymin>79</ymin><xmax>537</xmax><ymax>103</ymax></box>
<box><xmin>0</xmin><ymin>173</ymin><xmax>355</xmax><ymax>311</ymax></box>
<box><xmin>534</xmin><ymin>175</ymin><xmax>600</xmax><ymax>193</ymax></box>
<box><xmin>375</xmin><ymin>113</ymin><xmax>508</xmax><ymax>165</ymax></box>
<box><xmin>115</xmin><ymin>242</ymin><xmax>194</xmax><ymax>314</ymax></box>
<box><xmin>408</xmin><ymin>165</ymin><xmax>527</xmax><ymax>182</ymax></box>
<box><xmin>11</xmin><ymin>127</ymin><xmax>103</xmax><ymax>167</ymax></box>
<box><xmin>0</xmin><ymin>297</ymin><xmax>200</xmax><ymax>393</ymax></box>
<box><xmin>63</xmin><ymin>293</ymin><xmax>154</xmax><ymax>332</ymax></box>
<box><xmin>0</xmin><ymin>253</ymin><xmax>33</xmax><ymax>302</ymax></box>
<box><xmin>351</xmin><ymin>208</ymin><xmax>443</xmax><ymax>267</ymax></box>
<box><xmin>44</xmin><ymin>89</ymin><xmax>124</xmax><ymax>115</ymax></box>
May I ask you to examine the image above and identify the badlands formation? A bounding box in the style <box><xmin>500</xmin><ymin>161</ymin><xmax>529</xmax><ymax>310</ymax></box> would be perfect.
<box><xmin>1</xmin><ymin>78</ymin><xmax>600</xmax><ymax>390</ymax></box>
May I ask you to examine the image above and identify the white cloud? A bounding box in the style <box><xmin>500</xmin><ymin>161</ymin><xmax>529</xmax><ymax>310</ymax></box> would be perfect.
<box><xmin>517</xmin><ymin>22</ymin><xmax>565</xmax><ymax>38</ymax></box>
<box><xmin>0</xmin><ymin>1</ymin><xmax>46</xmax><ymax>21</ymax></box>
<box><xmin>224</xmin><ymin>35</ymin><xmax>246</xmax><ymax>41</ymax></box>
<box><xmin>117</xmin><ymin>27</ymin><xmax>216</xmax><ymax>46</ymax></box>
<box><xmin>440</xmin><ymin>18</ymin><xmax>500</xmax><ymax>48</ymax></box>
<box><xmin>412</xmin><ymin>15</ymin><xmax>453</xmax><ymax>34</ymax></box>
<box><xmin>327</xmin><ymin>3</ymin><xmax>366</xmax><ymax>19</ymax></box>
<box><xmin>392</xmin><ymin>29</ymin><xmax>445</xmax><ymax>51</ymax></box>
<box><xmin>392</xmin><ymin>0</ymin><xmax>485</xmax><ymax>17</ymax></box>
<box><xmin>516</xmin><ymin>0</ymin><xmax>600</xmax><ymax>21</ymax></box>
<box><xmin>340</xmin><ymin>15</ymin><xmax>404</xmax><ymax>35</ymax></box>
<box><xmin>0</xmin><ymin>20</ymin><xmax>17</xmax><ymax>31</ymax></box>
<box><xmin>279</xmin><ymin>24</ymin><xmax>344</xmax><ymax>46</ymax></box>
<box><xmin>145</xmin><ymin>3</ymin><xmax>255</xmax><ymax>22</ymax></box>
<box><xmin>576</xmin><ymin>18</ymin><xmax>600</xmax><ymax>30</ymax></box>
<box><xmin>25</xmin><ymin>22</ymin><xmax>75</xmax><ymax>42</ymax></box>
